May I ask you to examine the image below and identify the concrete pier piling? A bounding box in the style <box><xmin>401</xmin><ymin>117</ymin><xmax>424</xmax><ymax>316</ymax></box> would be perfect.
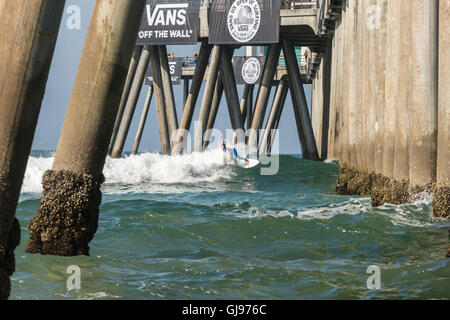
<box><xmin>375</xmin><ymin>0</ymin><xmax>387</xmax><ymax>175</ymax></box>
<box><xmin>131</xmin><ymin>85</ymin><xmax>154</xmax><ymax>155</ymax></box>
<box><xmin>382</xmin><ymin>0</ymin><xmax>398</xmax><ymax>182</ymax></box>
<box><xmin>268</xmin><ymin>81</ymin><xmax>289</xmax><ymax>154</ymax></box>
<box><xmin>372</xmin><ymin>0</ymin><xmax>409</xmax><ymax>206</ymax></box>
<box><xmin>246</xmin><ymin>85</ymin><xmax>255</xmax><ymax>131</ymax></box>
<box><xmin>240</xmin><ymin>84</ymin><xmax>251</xmax><ymax>126</ymax></box>
<box><xmin>108</xmin><ymin>46</ymin><xmax>143</xmax><ymax>156</ymax></box>
<box><xmin>372</xmin><ymin>0</ymin><xmax>399</xmax><ymax>206</ymax></box>
<box><xmin>331</xmin><ymin>5</ymin><xmax>343</xmax><ymax>164</ymax></box>
<box><xmin>345</xmin><ymin>1</ymin><xmax>356</xmax><ymax>168</ymax></box>
<box><xmin>339</xmin><ymin>2</ymin><xmax>349</xmax><ymax>170</ymax></box>
<box><xmin>193</xmin><ymin>46</ymin><xmax>223</xmax><ymax>152</ymax></box>
<box><xmin>326</xmin><ymin>0</ymin><xmax>446</xmax><ymax>218</ymax></box>
<box><xmin>173</xmin><ymin>41</ymin><xmax>212</xmax><ymax>155</ymax></box>
<box><xmin>327</xmin><ymin>13</ymin><xmax>339</xmax><ymax>161</ymax></box>
<box><xmin>365</xmin><ymin>0</ymin><xmax>378</xmax><ymax>175</ymax></box>
<box><xmin>360</xmin><ymin>0</ymin><xmax>371</xmax><ymax>185</ymax></box>
<box><xmin>409</xmin><ymin>0</ymin><xmax>438</xmax><ymax>193</ymax></box>
<box><xmin>183</xmin><ymin>79</ymin><xmax>190</xmax><ymax>108</ymax></box>
<box><xmin>0</xmin><ymin>0</ymin><xmax>65</xmax><ymax>299</ymax></box>
<box><xmin>393</xmin><ymin>0</ymin><xmax>412</xmax><ymax>187</ymax></box>
<box><xmin>149</xmin><ymin>46</ymin><xmax>171</xmax><ymax>155</ymax></box>
<box><xmin>26</xmin><ymin>0</ymin><xmax>146</xmax><ymax>257</ymax></box>
<box><xmin>203</xmin><ymin>76</ymin><xmax>224</xmax><ymax>150</ymax></box>
<box><xmin>248</xmin><ymin>44</ymin><xmax>281</xmax><ymax>154</ymax></box>
<box><xmin>220</xmin><ymin>48</ymin><xmax>245</xmax><ymax>144</ymax></box>
<box><xmin>311</xmin><ymin>41</ymin><xmax>332</xmax><ymax>161</ymax></box>
<box><xmin>354</xmin><ymin>0</ymin><xmax>364</xmax><ymax>172</ymax></box>
<box><xmin>111</xmin><ymin>46</ymin><xmax>151</xmax><ymax>158</ymax></box>
<box><xmin>282</xmin><ymin>38</ymin><xmax>319</xmax><ymax>161</ymax></box>
<box><xmin>233</xmin><ymin>82</ymin><xmax>252</xmax><ymax>146</ymax></box>
<box><xmin>434</xmin><ymin>0</ymin><xmax>449</xmax><ymax>218</ymax></box>
<box><xmin>259</xmin><ymin>77</ymin><xmax>288</xmax><ymax>156</ymax></box>
<box><xmin>159</xmin><ymin>45</ymin><xmax>179</xmax><ymax>146</ymax></box>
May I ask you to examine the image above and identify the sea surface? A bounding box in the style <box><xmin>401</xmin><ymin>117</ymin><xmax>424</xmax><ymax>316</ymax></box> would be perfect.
<box><xmin>10</xmin><ymin>149</ymin><xmax>450</xmax><ymax>300</ymax></box>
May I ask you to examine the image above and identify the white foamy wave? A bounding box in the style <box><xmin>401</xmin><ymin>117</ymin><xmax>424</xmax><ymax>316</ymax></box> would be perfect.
<box><xmin>22</xmin><ymin>149</ymin><xmax>232</xmax><ymax>194</ymax></box>
<box><xmin>21</xmin><ymin>155</ymin><xmax>54</xmax><ymax>194</ymax></box>
<box><xmin>228</xmin><ymin>198</ymin><xmax>369</xmax><ymax>221</ymax></box>
<box><xmin>296</xmin><ymin>198</ymin><xmax>369</xmax><ymax>221</ymax></box>
<box><xmin>375</xmin><ymin>193</ymin><xmax>448</xmax><ymax>228</ymax></box>
<box><xmin>234</xmin><ymin>197</ymin><xmax>446</xmax><ymax>229</ymax></box>
<box><xmin>104</xmin><ymin>148</ymin><xmax>229</xmax><ymax>185</ymax></box>
<box><xmin>410</xmin><ymin>192</ymin><xmax>433</xmax><ymax>206</ymax></box>
<box><xmin>323</xmin><ymin>158</ymin><xmax>339</xmax><ymax>164</ymax></box>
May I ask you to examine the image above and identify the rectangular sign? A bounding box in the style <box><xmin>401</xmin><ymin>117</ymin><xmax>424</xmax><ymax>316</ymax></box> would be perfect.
<box><xmin>145</xmin><ymin>58</ymin><xmax>184</xmax><ymax>86</ymax></box>
<box><xmin>233</xmin><ymin>56</ymin><xmax>266</xmax><ymax>85</ymax></box>
<box><xmin>209</xmin><ymin>0</ymin><xmax>281</xmax><ymax>45</ymax></box>
<box><xmin>137</xmin><ymin>0</ymin><xmax>201</xmax><ymax>45</ymax></box>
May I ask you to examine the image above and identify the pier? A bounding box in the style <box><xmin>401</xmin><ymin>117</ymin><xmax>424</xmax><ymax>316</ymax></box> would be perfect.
<box><xmin>0</xmin><ymin>0</ymin><xmax>448</xmax><ymax>300</ymax></box>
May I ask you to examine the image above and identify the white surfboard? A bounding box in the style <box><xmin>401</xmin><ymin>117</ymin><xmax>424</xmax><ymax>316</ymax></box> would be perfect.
<box><xmin>223</xmin><ymin>146</ymin><xmax>260</xmax><ymax>169</ymax></box>
<box><xmin>235</xmin><ymin>157</ymin><xmax>260</xmax><ymax>169</ymax></box>
<box><xmin>243</xmin><ymin>158</ymin><xmax>260</xmax><ymax>169</ymax></box>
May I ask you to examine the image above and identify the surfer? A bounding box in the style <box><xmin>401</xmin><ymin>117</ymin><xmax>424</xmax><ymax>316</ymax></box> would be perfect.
<box><xmin>221</xmin><ymin>137</ymin><xmax>250</xmax><ymax>167</ymax></box>
<box><xmin>221</xmin><ymin>137</ymin><xmax>234</xmax><ymax>165</ymax></box>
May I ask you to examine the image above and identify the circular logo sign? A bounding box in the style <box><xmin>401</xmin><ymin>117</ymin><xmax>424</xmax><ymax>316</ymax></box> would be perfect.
<box><xmin>242</xmin><ymin>57</ymin><xmax>261</xmax><ymax>84</ymax></box>
<box><xmin>227</xmin><ymin>0</ymin><xmax>261</xmax><ymax>43</ymax></box>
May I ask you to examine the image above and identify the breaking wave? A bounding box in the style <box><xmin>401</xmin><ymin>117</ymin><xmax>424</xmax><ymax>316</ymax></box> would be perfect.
<box><xmin>21</xmin><ymin>148</ymin><xmax>233</xmax><ymax>195</ymax></box>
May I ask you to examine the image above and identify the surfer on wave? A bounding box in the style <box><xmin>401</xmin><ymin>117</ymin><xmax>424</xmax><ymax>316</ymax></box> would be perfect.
<box><xmin>221</xmin><ymin>137</ymin><xmax>250</xmax><ymax>167</ymax></box>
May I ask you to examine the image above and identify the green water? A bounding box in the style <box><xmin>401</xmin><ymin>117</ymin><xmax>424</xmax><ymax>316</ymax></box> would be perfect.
<box><xmin>10</xmin><ymin>153</ymin><xmax>450</xmax><ymax>299</ymax></box>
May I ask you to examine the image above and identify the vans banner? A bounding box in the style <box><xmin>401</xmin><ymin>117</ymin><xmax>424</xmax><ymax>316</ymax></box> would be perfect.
<box><xmin>233</xmin><ymin>56</ymin><xmax>266</xmax><ymax>85</ymax></box>
<box><xmin>209</xmin><ymin>0</ymin><xmax>280</xmax><ymax>45</ymax></box>
<box><xmin>145</xmin><ymin>58</ymin><xmax>184</xmax><ymax>85</ymax></box>
<box><xmin>137</xmin><ymin>0</ymin><xmax>201</xmax><ymax>45</ymax></box>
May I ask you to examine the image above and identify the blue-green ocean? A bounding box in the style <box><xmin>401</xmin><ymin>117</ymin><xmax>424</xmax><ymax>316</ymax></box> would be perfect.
<box><xmin>10</xmin><ymin>150</ymin><xmax>450</xmax><ymax>299</ymax></box>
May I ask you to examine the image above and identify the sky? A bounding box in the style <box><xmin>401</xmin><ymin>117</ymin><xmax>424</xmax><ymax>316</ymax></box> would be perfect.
<box><xmin>32</xmin><ymin>0</ymin><xmax>312</xmax><ymax>155</ymax></box>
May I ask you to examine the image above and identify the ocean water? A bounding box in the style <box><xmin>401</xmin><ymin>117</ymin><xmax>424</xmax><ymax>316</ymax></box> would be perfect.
<box><xmin>10</xmin><ymin>150</ymin><xmax>450</xmax><ymax>300</ymax></box>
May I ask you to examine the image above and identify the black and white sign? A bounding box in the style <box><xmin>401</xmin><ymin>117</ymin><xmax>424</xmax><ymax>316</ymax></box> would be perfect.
<box><xmin>209</xmin><ymin>0</ymin><xmax>280</xmax><ymax>45</ymax></box>
<box><xmin>145</xmin><ymin>58</ymin><xmax>183</xmax><ymax>85</ymax></box>
<box><xmin>233</xmin><ymin>56</ymin><xmax>265</xmax><ymax>85</ymax></box>
<box><xmin>137</xmin><ymin>0</ymin><xmax>201</xmax><ymax>45</ymax></box>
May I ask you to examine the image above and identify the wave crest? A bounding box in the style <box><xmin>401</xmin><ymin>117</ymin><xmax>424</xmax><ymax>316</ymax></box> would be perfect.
<box><xmin>22</xmin><ymin>149</ymin><xmax>232</xmax><ymax>194</ymax></box>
